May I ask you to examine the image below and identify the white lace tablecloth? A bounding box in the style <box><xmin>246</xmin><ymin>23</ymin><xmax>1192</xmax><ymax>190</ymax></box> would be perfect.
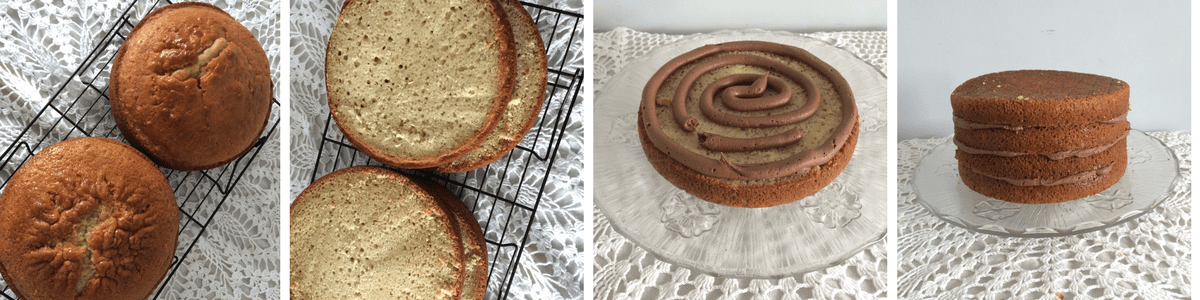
<box><xmin>0</xmin><ymin>0</ymin><xmax>280</xmax><ymax>299</ymax></box>
<box><xmin>898</xmin><ymin>132</ymin><xmax>1191</xmax><ymax>299</ymax></box>
<box><xmin>290</xmin><ymin>0</ymin><xmax>584</xmax><ymax>299</ymax></box>
<box><xmin>593</xmin><ymin>28</ymin><xmax>888</xmax><ymax>299</ymax></box>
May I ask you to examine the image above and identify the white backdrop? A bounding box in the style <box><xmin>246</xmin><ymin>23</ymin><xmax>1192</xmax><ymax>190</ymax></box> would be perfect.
<box><xmin>595</xmin><ymin>0</ymin><xmax>886</xmax><ymax>34</ymax></box>
<box><xmin>898</xmin><ymin>0</ymin><xmax>1190</xmax><ymax>140</ymax></box>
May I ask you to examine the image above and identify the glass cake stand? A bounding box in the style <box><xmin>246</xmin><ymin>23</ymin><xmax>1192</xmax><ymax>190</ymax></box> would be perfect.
<box><xmin>912</xmin><ymin>130</ymin><xmax>1182</xmax><ymax>238</ymax></box>
<box><xmin>594</xmin><ymin>30</ymin><xmax>887</xmax><ymax>278</ymax></box>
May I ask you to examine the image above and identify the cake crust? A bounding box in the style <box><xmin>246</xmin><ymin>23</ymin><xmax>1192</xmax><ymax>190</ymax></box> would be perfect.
<box><xmin>0</xmin><ymin>137</ymin><xmax>178</xmax><ymax>300</ymax></box>
<box><xmin>110</xmin><ymin>2</ymin><xmax>272</xmax><ymax>171</ymax></box>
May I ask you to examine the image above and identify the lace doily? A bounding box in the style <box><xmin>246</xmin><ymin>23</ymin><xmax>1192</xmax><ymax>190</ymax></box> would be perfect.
<box><xmin>290</xmin><ymin>1</ymin><xmax>584</xmax><ymax>299</ymax></box>
<box><xmin>594</xmin><ymin>28</ymin><xmax>887</xmax><ymax>299</ymax></box>
<box><xmin>0</xmin><ymin>0</ymin><xmax>280</xmax><ymax>299</ymax></box>
<box><xmin>898</xmin><ymin>132</ymin><xmax>1191</xmax><ymax>299</ymax></box>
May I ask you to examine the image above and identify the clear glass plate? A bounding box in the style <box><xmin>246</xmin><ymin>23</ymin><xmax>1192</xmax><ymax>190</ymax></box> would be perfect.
<box><xmin>912</xmin><ymin>130</ymin><xmax>1181</xmax><ymax>237</ymax></box>
<box><xmin>594</xmin><ymin>29</ymin><xmax>887</xmax><ymax>278</ymax></box>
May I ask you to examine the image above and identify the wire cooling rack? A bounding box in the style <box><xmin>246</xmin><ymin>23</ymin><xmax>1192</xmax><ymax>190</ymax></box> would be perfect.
<box><xmin>306</xmin><ymin>2</ymin><xmax>582</xmax><ymax>299</ymax></box>
<box><xmin>0</xmin><ymin>0</ymin><xmax>279</xmax><ymax>298</ymax></box>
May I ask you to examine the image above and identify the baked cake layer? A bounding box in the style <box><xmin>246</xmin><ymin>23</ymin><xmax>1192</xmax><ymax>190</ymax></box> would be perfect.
<box><xmin>637</xmin><ymin>41</ymin><xmax>859</xmax><ymax>206</ymax></box>
<box><xmin>326</xmin><ymin>0</ymin><xmax>516</xmax><ymax>168</ymax></box>
<box><xmin>290</xmin><ymin>166</ymin><xmax>465</xmax><ymax>299</ymax></box>
<box><xmin>435</xmin><ymin>0</ymin><xmax>548</xmax><ymax>173</ymax></box>
<box><xmin>951</xmin><ymin>70</ymin><xmax>1128</xmax><ymax>127</ymax></box>
<box><xmin>110</xmin><ymin>2</ymin><xmax>272</xmax><ymax>170</ymax></box>
<box><xmin>0</xmin><ymin>137</ymin><xmax>178</xmax><ymax>300</ymax></box>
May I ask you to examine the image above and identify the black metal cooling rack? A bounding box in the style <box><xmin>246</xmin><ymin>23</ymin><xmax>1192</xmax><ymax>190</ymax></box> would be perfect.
<box><xmin>0</xmin><ymin>0</ymin><xmax>279</xmax><ymax>298</ymax></box>
<box><xmin>306</xmin><ymin>2</ymin><xmax>582</xmax><ymax>299</ymax></box>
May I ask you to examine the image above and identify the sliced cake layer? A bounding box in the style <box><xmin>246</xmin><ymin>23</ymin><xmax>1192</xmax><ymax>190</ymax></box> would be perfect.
<box><xmin>326</xmin><ymin>0</ymin><xmax>517</xmax><ymax>168</ymax></box>
<box><xmin>290</xmin><ymin>166</ymin><xmax>465</xmax><ymax>299</ymax></box>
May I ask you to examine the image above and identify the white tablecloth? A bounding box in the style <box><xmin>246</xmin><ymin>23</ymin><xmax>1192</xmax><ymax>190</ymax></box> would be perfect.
<box><xmin>593</xmin><ymin>27</ymin><xmax>888</xmax><ymax>300</ymax></box>
<box><xmin>898</xmin><ymin>132</ymin><xmax>1191</xmax><ymax>299</ymax></box>
<box><xmin>0</xmin><ymin>0</ymin><xmax>280</xmax><ymax>299</ymax></box>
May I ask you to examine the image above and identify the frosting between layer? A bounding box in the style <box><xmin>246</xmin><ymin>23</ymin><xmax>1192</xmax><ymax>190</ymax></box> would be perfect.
<box><xmin>954</xmin><ymin>130</ymin><xmax>1129</xmax><ymax>160</ymax></box>
<box><xmin>966</xmin><ymin>163</ymin><xmax>1114</xmax><ymax>187</ymax></box>
<box><xmin>639</xmin><ymin>41</ymin><xmax>858</xmax><ymax>181</ymax></box>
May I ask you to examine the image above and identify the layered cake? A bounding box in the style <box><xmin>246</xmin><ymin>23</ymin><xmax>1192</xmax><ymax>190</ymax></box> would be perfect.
<box><xmin>110</xmin><ymin>3</ymin><xmax>272</xmax><ymax>171</ymax></box>
<box><xmin>0</xmin><ymin>137</ymin><xmax>179</xmax><ymax>300</ymax></box>
<box><xmin>952</xmin><ymin>70</ymin><xmax>1130</xmax><ymax>204</ymax></box>
<box><xmin>290</xmin><ymin>166</ymin><xmax>465</xmax><ymax>299</ymax></box>
<box><xmin>638</xmin><ymin>41</ymin><xmax>859</xmax><ymax>208</ymax></box>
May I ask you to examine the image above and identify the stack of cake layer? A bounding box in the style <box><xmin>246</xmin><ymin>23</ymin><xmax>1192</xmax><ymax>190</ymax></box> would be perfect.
<box><xmin>951</xmin><ymin>70</ymin><xmax>1130</xmax><ymax>204</ymax></box>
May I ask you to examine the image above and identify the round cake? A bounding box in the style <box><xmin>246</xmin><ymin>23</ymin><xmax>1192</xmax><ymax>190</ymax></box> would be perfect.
<box><xmin>110</xmin><ymin>2</ymin><xmax>273</xmax><ymax>171</ymax></box>
<box><xmin>638</xmin><ymin>41</ymin><xmax>860</xmax><ymax>208</ymax></box>
<box><xmin>952</xmin><ymin>70</ymin><xmax>1130</xmax><ymax>204</ymax></box>
<box><xmin>0</xmin><ymin>137</ymin><xmax>179</xmax><ymax>300</ymax></box>
<box><xmin>434</xmin><ymin>0</ymin><xmax>548</xmax><ymax>173</ymax></box>
<box><xmin>326</xmin><ymin>0</ymin><xmax>516</xmax><ymax>169</ymax></box>
<box><xmin>290</xmin><ymin>166</ymin><xmax>465</xmax><ymax>299</ymax></box>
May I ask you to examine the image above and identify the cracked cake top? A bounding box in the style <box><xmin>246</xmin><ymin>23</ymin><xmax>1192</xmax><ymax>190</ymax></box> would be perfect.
<box><xmin>0</xmin><ymin>137</ymin><xmax>178</xmax><ymax>300</ymax></box>
<box><xmin>109</xmin><ymin>2</ymin><xmax>272</xmax><ymax>171</ymax></box>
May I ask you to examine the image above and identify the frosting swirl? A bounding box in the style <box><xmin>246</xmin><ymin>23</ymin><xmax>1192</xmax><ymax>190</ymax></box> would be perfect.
<box><xmin>639</xmin><ymin>41</ymin><xmax>858</xmax><ymax>181</ymax></box>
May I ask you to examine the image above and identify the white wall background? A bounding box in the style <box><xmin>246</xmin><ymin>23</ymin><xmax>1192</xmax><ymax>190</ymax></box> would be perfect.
<box><xmin>595</xmin><ymin>0</ymin><xmax>886</xmax><ymax>34</ymax></box>
<box><xmin>898</xmin><ymin>0</ymin><xmax>1190</xmax><ymax>140</ymax></box>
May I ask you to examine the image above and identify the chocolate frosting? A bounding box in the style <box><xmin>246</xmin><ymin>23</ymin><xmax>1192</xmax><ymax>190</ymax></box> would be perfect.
<box><xmin>639</xmin><ymin>41</ymin><xmax>858</xmax><ymax>181</ymax></box>
<box><xmin>965</xmin><ymin>163</ymin><xmax>1114</xmax><ymax>186</ymax></box>
<box><xmin>954</xmin><ymin>111</ymin><xmax>1128</xmax><ymax>131</ymax></box>
<box><xmin>954</xmin><ymin>130</ymin><xmax>1129</xmax><ymax>160</ymax></box>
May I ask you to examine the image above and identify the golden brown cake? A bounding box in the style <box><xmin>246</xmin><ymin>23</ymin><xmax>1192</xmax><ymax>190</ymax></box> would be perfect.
<box><xmin>637</xmin><ymin>41</ymin><xmax>859</xmax><ymax>208</ymax></box>
<box><xmin>290</xmin><ymin>166</ymin><xmax>465</xmax><ymax>299</ymax></box>
<box><xmin>0</xmin><ymin>137</ymin><xmax>179</xmax><ymax>300</ymax></box>
<box><xmin>952</xmin><ymin>70</ymin><xmax>1130</xmax><ymax>204</ymax></box>
<box><xmin>326</xmin><ymin>0</ymin><xmax>516</xmax><ymax>169</ymax></box>
<box><xmin>110</xmin><ymin>2</ymin><xmax>272</xmax><ymax>171</ymax></box>
<box><xmin>434</xmin><ymin>0</ymin><xmax>548</xmax><ymax>173</ymax></box>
